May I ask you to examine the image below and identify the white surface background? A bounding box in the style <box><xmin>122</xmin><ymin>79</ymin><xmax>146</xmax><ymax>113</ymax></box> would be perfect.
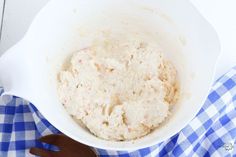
<box><xmin>0</xmin><ymin>0</ymin><xmax>4</xmax><ymax>36</ymax></box>
<box><xmin>0</xmin><ymin>0</ymin><xmax>235</xmax><ymax>80</ymax></box>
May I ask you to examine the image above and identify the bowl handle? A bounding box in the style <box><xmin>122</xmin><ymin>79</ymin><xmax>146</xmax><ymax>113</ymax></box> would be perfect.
<box><xmin>0</xmin><ymin>41</ymin><xmax>29</xmax><ymax>97</ymax></box>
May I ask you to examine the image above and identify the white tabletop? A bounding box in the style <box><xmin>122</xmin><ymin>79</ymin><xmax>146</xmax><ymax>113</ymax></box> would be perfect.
<box><xmin>0</xmin><ymin>0</ymin><xmax>235</xmax><ymax>80</ymax></box>
<box><xmin>0</xmin><ymin>0</ymin><xmax>4</xmax><ymax>38</ymax></box>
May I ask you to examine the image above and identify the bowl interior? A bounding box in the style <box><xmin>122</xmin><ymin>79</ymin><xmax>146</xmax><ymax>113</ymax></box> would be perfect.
<box><xmin>0</xmin><ymin>0</ymin><xmax>220</xmax><ymax>150</ymax></box>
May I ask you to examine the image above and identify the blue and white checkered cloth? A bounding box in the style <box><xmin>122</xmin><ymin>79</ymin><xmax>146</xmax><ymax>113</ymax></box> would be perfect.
<box><xmin>1</xmin><ymin>67</ymin><xmax>236</xmax><ymax>157</ymax></box>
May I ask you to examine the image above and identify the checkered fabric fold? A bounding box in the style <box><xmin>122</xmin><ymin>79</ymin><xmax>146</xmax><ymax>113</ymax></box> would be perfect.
<box><xmin>0</xmin><ymin>67</ymin><xmax>236</xmax><ymax>157</ymax></box>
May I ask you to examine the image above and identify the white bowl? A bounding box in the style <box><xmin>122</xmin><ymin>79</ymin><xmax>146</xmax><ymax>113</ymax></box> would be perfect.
<box><xmin>0</xmin><ymin>0</ymin><xmax>220</xmax><ymax>150</ymax></box>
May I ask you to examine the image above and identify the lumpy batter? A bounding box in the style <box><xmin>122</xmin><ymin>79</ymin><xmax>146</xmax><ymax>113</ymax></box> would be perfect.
<box><xmin>57</xmin><ymin>39</ymin><xmax>179</xmax><ymax>141</ymax></box>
